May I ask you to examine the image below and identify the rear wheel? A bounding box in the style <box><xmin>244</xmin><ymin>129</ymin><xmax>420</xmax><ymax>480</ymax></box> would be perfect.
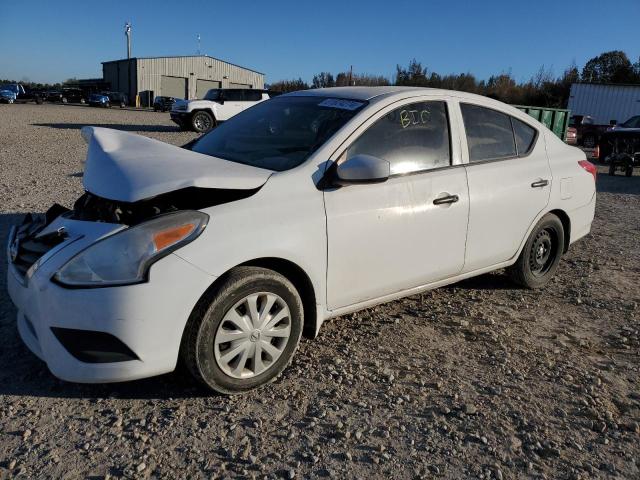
<box><xmin>191</xmin><ymin>110</ymin><xmax>215</xmax><ymax>133</ymax></box>
<box><xmin>80</xmin><ymin>98</ymin><xmax>86</xmax><ymax>104</ymax></box>
<box><xmin>508</xmin><ymin>213</ymin><xmax>564</xmax><ymax>289</ymax></box>
<box><xmin>182</xmin><ymin>267</ymin><xmax>303</xmax><ymax>394</ymax></box>
<box><xmin>61</xmin><ymin>97</ymin><xmax>68</xmax><ymax>104</ymax></box>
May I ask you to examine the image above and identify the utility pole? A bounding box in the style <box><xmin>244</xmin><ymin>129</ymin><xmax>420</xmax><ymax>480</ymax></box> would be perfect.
<box><xmin>125</xmin><ymin>22</ymin><xmax>132</xmax><ymax>59</ymax></box>
<box><xmin>197</xmin><ymin>34</ymin><xmax>201</xmax><ymax>55</ymax></box>
<box><xmin>348</xmin><ymin>65</ymin><xmax>353</xmax><ymax>86</ymax></box>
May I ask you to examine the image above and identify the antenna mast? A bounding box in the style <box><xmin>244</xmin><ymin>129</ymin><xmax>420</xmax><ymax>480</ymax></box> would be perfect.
<box><xmin>125</xmin><ymin>22</ymin><xmax>132</xmax><ymax>59</ymax></box>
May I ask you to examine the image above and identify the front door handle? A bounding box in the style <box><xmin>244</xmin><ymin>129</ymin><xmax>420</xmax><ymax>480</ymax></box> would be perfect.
<box><xmin>531</xmin><ymin>179</ymin><xmax>549</xmax><ymax>188</ymax></box>
<box><xmin>433</xmin><ymin>194</ymin><xmax>459</xmax><ymax>205</ymax></box>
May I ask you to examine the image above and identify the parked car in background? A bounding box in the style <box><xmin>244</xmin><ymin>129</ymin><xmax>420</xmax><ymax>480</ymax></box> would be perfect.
<box><xmin>597</xmin><ymin>115</ymin><xmax>640</xmax><ymax>175</ymax></box>
<box><xmin>0</xmin><ymin>84</ymin><xmax>44</xmax><ymax>104</ymax></box>
<box><xmin>153</xmin><ymin>96</ymin><xmax>176</xmax><ymax>112</ymax></box>
<box><xmin>48</xmin><ymin>88</ymin><xmax>86</xmax><ymax>104</ymax></box>
<box><xmin>6</xmin><ymin>87</ymin><xmax>596</xmax><ymax>394</ymax></box>
<box><xmin>88</xmin><ymin>92</ymin><xmax>128</xmax><ymax>108</ymax></box>
<box><xmin>170</xmin><ymin>88</ymin><xmax>272</xmax><ymax>133</ymax></box>
<box><xmin>568</xmin><ymin>115</ymin><xmax>608</xmax><ymax>148</ymax></box>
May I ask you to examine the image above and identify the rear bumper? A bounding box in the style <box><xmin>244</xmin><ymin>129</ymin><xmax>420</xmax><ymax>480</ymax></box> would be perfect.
<box><xmin>568</xmin><ymin>191</ymin><xmax>596</xmax><ymax>245</ymax></box>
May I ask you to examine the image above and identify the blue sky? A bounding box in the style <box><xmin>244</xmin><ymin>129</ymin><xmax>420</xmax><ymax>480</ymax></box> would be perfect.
<box><xmin>1</xmin><ymin>0</ymin><xmax>639</xmax><ymax>84</ymax></box>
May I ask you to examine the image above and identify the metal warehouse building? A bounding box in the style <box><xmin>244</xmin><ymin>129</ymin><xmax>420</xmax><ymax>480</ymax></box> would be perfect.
<box><xmin>102</xmin><ymin>55</ymin><xmax>265</xmax><ymax>106</ymax></box>
<box><xmin>568</xmin><ymin>83</ymin><xmax>640</xmax><ymax>125</ymax></box>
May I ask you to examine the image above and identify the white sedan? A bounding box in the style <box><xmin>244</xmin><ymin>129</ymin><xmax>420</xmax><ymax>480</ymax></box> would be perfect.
<box><xmin>7</xmin><ymin>87</ymin><xmax>596</xmax><ymax>393</ymax></box>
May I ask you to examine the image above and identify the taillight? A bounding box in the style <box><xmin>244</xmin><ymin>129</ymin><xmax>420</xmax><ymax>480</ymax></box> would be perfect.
<box><xmin>578</xmin><ymin>160</ymin><xmax>597</xmax><ymax>181</ymax></box>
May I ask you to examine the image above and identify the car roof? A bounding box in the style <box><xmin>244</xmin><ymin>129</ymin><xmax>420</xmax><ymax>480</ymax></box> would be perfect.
<box><xmin>284</xmin><ymin>86</ymin><xmax>498</xmax><ymax>103</ymax></box>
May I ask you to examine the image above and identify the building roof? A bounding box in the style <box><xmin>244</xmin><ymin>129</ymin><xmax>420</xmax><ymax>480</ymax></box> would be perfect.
<box><xmin>101</xmin><ymin>55</ymin><xmax>264</xmax><ymax>75</ymax></box>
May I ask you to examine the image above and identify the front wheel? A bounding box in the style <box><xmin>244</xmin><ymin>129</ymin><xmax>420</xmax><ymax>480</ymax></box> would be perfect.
<box><xmin>182</xmin><ymin>267</ymin><xmax>303</xmax><ymax>394</ymax></box>
<box><xmin>191</xmin><ymin>110</ymin><xmax>215</xmax><ymax>133</ymax></box>
<box><xmin>508</xmin><ymin>213</ymin><xmax>564</xmax><ymax>289</ymax></box>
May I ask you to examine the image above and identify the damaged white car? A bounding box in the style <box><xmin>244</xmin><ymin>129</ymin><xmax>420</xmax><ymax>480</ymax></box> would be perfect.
<box><xmin>7</xmin><ymin>87</ymin><xmax>596</xmax><ymax>393</ymax></box>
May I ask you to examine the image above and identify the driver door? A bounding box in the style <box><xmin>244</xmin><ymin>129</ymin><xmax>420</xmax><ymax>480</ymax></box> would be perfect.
<box><xmin>324</xmin><ymin>99</ymin><xmax>469</xmax><ymax>310</ymax></box>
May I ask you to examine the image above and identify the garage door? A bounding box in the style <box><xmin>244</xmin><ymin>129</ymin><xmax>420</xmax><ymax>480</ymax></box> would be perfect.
<box><xmin>229</xmin><ymin>82</ymin><xmax>252</xmax><ymax>88</ymax></box>
<box><xmin>161</xmin><ymin>76</ymin><xmax>188</xmax><ymax>99</ymax></box>
<box><xmin>196</xmin><ymin>79</ymin><xmax>221</xmax><ymax>99</ymax></box>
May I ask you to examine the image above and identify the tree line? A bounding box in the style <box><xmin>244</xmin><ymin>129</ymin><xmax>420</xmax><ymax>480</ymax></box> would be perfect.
<box><xmin>268</xmin><ymin>50</ymin><xmax>640</xmax><ymax>108</ymax></box>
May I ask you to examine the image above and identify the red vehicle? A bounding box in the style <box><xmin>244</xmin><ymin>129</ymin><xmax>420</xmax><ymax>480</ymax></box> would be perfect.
<box><xmin>569</xmin><ymin>115</ymin><xmax>611</xmax><ymax>148</ymax></box>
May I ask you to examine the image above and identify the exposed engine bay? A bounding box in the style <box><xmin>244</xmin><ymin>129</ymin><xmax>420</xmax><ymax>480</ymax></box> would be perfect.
<box><xmin>69</xmin><ymin>186</ymin><xmax>259</xmax><ymax>225</ymax></box>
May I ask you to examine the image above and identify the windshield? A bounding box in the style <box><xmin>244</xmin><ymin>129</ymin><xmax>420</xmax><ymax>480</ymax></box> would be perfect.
<box><xmin>0</xmin><ymin>84</ymin><xmax>18</xmax><ymax>93</ymax></box>
<box><xmin>203</xmin><ymin>89</ymin><xmax>221</xmax><ymax>100</ymax></box>
<box><xmin>620</xmin><ymin>116</ymin><xmax>640</xmax><ymax>128</ymax></box>
<box><xmin>192</xmin><ymin>96</ymin><xmax>367</xmax><ymax>171</ymax></box>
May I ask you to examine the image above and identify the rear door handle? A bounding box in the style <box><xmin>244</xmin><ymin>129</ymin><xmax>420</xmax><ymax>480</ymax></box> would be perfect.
<box><xmin>531</xmin><ymin>179</ymin><xmax>549</xmax><ymax>188</ymax></box>
<box><xmin>433</xmin><ymin>194</ymin><xmax>459</xmax><ymax>205</ymax></box>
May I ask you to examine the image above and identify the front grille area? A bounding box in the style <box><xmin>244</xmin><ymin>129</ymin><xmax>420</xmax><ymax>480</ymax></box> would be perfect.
<box><xmin>51</xmin><ymin>327</ymin><xmax>139</xmax><ymax>363</ymax></box>
<box><xmin>10</xmin><ymin>205</ymin><xmax>69</xmax><ymax>278</ymax></box>
<box><xmin>12</xmin><ymin>231</ymin><xmax>66</xmax><ymax>277</ymax></box>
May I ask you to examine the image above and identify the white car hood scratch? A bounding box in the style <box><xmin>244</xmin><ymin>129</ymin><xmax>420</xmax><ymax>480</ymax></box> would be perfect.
<box><xmin>81</xmin><ymin>127</ymin><xmax>272</xmax><ymax>202</ymax></box>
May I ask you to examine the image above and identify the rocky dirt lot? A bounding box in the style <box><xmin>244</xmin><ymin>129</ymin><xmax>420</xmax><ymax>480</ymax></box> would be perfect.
<box><xmin>0</xmin><ymin>104</ymin><xmax>638</xmax><ymax>479</ymax></box>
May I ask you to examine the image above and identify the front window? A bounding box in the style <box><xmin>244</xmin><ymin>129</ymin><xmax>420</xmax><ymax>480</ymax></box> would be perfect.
<box><xmin>346</xmin><ymin>101</ymin><xmax>451</xmax><ymax>175</ymax></box>
<box><xmin>192</xmin><ymin>96</ymin><xmax>366</xmax><ymax>171</ymax></box>
<box><xmin>203</xmin><ymin>89</ymin><xmax>221</xmax><ymax>101</ymax></box>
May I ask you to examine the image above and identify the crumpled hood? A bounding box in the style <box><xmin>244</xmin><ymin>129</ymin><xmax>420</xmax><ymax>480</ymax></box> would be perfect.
<box><xmin>81</xmin><ymin>127</ymin><xmax>272</xmax><ymax>202</ymax></box>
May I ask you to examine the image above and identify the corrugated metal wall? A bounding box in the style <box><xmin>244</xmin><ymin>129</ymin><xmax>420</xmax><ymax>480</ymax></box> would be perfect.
<box><xmin>568</xmin><ymin>83</ymin><xmax>640</xmax><ymax>125</ymax></box>
<box><xmin>135</xmin><ymin>56</ymin><xmax>264</xmax><ymax>100</ymax></box>
<box><xmin>102</xmin><ymin>59</ymin><xmax>137</xmax><ymax>102</ymax></box>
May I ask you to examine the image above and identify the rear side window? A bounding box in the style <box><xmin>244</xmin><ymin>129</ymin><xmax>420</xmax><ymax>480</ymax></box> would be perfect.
<box><xmin>512</xmin><ymin>118</ymin><xmax>536</xmax><ymax>155</ymax></box>
<box><xmin>461</xmin><ymin>104</ymin><xmax>516</xmax><ymax>161</ymax></box>
<box><xmin>347</xmin><ymin>101</ymin><xmax>451</xmax><ymax>175</ymax></box>
<box><xmin>224</xmin><ymin>89</ymin><xmax>243</xmax><ymax>101</ymax></box>
<box><xmin>244</xmin><ymin>90</ymin><xmax>263</xmax><ymax>101</ymax></box>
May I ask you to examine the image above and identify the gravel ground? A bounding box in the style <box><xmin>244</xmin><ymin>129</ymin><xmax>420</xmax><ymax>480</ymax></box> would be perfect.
<box><xmin>0</xmin><ymin>104</ymin><xmax>638</xmax><ymax>479</ymax></box>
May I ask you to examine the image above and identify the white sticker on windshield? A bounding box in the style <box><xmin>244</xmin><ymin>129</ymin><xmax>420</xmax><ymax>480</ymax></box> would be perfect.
<box><xmin>318</xmin><ymin>98</ymin><xmax>364</xmax><ymax>111</ymax></box>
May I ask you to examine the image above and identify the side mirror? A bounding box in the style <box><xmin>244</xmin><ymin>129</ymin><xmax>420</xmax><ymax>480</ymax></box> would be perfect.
<box><xmin>335</xmin><ymin>154</ymin><xmax>390</xmax><ymax>184</ymax></box>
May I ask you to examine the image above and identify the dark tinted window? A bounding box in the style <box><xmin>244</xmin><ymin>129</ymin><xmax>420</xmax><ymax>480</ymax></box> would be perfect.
<box><xmin>461</xmin><ymin>104</ymin><xmax>516</xmax><ymax>161</ymax></box>
<box><xmin>224</xmin><ymin>89</ymin><xmax>244</xmax><ymax>101</ymax></box>
<box><xmin>244</xmin><ymin>90</ymin><xmax>262</xmax><ymax>101</ymax></box>
<box><xmin>512</xmin><ymin>118</ymin><xmax>536</xmax><ymax>155</ymax></box>
<box><xmin>192</xmin><ymin>96</ymin><xmax>366</xmax><ymax>171</ymax></box>
<box><xmin>347</xmin><ymin>101</ymin><xmax>450</xmax><ymax>175</ymax></box>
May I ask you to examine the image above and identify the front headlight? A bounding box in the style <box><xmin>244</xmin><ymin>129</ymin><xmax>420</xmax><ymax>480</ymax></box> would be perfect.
<box><xmin>54</xmin><ymin>211</ymin><xmax>208</xmax><ymax>288</ymax></box>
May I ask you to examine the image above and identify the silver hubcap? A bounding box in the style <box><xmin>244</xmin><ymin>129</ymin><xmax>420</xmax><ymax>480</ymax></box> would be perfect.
<box><xmin>214</xmin><ymin>292</ymin><xmax>291</xmax><ymax>379</ymax></box>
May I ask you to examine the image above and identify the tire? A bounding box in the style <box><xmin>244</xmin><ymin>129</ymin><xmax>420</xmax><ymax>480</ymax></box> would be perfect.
<box><xmin>120</xmin><ymin>102</ymin><xmax>125</xmax><ymax>108</ymax></box>
<box><xmin>105</xmin><ymin>102</ymin><xmax>111</xmax><ymax>108</ymax></box>
<box><xmin>182</xmin><ymin>267</ymin><xmax>303</xmax><ymax>394</ymax></box>
<box><xmin>80</xmin><ymin>98</ymin><xmax>86</xmax><ymax>104</ymax></box>
<box><xmin>609</xmin><ymin>163</ymin><xmax>616</xmax><ymax>176</ymax></box>
<box><xmin>626</xmin><ymin>165</ymin><xmax>633</xmax><ymax>177</ymax></box>
<box><xmin>582</xmin><ymin>134</ymin><xmax>596</xmax><ymax>148</ymax></box>
<box><xmin>61</xmin><ymin>97</ymin><xmax>68</xmax><ymax>104</ymax></box>
<box><xmin>508</xmin><ymin>213</ymin><xmax>565</xmax><ymax>289</ymax></box>
<box><xmin>191</xmin><ymin>110</ymin><xmax>215</xmax><ymax>133</ymax></box>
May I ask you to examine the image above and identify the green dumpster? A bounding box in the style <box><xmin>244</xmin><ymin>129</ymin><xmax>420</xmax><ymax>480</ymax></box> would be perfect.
<box><xmin>514</xmin><ymin>105</ymin><xmax>571</xmax><ymax>141</ymax></box>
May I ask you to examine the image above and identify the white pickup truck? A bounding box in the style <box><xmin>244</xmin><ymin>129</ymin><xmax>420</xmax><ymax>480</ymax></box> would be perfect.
<box><xmin>170</xmin><ymin>88</ymin><xmax>274</xmax><ymax>133</ymax></box>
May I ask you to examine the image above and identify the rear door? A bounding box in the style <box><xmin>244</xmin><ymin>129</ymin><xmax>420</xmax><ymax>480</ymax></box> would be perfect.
<box><xmin>220</xmin><ymin>89</ymin><xmax>244</xmax><ymax>119</ymax></box>
<box><xmin>324</xmin><ymin>99</ymin><xmax>469</xmax><ymax>309</ymax></box>
<box><xmin>459</xmin><ymin>102</ymin><xmax>551</xmax><ymax>272</ymax></box>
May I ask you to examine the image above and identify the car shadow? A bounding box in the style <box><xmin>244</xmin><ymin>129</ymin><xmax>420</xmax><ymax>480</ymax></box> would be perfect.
<box><xmin>450</xmin><ymin>271</ymin><xmax>515</xmax><ymax>290</ymax></box>
<box><xmin>32</xmin><ymin>123</ymin><xmax>179</xmax><ymax>133</ymax></box>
